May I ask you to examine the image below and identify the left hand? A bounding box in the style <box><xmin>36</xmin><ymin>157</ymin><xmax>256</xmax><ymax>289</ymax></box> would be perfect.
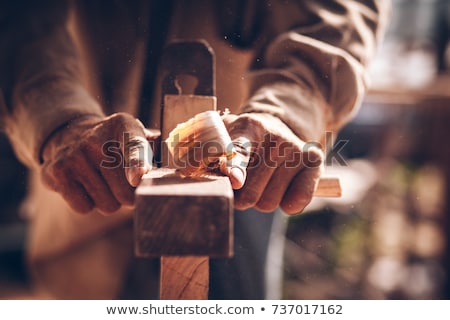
<box><xmin>221</xmin><ymin>113</ymin><xmax>324</xmax><ymax>214</ymax></box>
<box><xmin>40</xmin><ymin>112</ymin><xmax>159</xmax><ymax>214</ymax></box>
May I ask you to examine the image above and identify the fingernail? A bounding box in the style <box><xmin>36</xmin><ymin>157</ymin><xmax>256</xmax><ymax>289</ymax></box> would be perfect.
<box><xmin>125</xmin><ymin>168</ymin><xmax>136</xmax><ymax>187</ymax></box>
<box><xmin>126</xmin><ymin>166</ymin><xmax>146</xmax><ymax>187</ymax></box>
<box><xmin>230</xmin><ymin>167</ymin><xmax>245</xmax><ymax>189</ymax></box>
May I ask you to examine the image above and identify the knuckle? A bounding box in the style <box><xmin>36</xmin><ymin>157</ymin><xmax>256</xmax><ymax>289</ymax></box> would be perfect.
<box><xmin>48</xmin><ymin>157</ymin><xmax>74</xmax><ymax>182</ymax></box>
<box><xmin>228</xmin><ymin>114</ymin><xmax>265</xmax><ymax>138</ymax></box>
<box><xmin>102</xmin><ymin>113</ymin><xmax>130</xmax><ymax>136</ymax></box>
<box><xmin>108</xmin><ymin>112</ymin><xmax>130</xmax><ymax>124</ymax></box>
<box><xmin>40</xmin><ymin>167</ymin><xmax>57</xmax><ymax>191</ymax></box>
<box><xmin>221</xmin><ymin>114</ymin><xmax>238</xmax><ymax>127</ymax></box>
<box><xmin>51</xmin><ymin>157</ymin><xmax>67</xmax><ymax>173</ymax></box>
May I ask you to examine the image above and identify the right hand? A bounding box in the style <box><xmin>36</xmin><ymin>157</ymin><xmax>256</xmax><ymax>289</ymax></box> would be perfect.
<box><xmin>221</xmin><ymin>113</ymin><xmax>324</xmax><ymax>214</ymax></box>
<box><xmin>41</xmin><ymin>112</ymin><xmax>159</xmax><ymax>214</ymax></box>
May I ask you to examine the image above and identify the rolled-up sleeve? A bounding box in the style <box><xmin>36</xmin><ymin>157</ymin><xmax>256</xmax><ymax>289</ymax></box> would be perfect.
<box><xmin>241</xmin><ymin>0</ymin><xmax>391</xmax><ymax>142</ymax></box>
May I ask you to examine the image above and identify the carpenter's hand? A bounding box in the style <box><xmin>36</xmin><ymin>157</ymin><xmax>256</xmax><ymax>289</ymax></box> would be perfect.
<box><xmin>41</xmin><ymin>112</ymin><xmax>159</xmax><ymax>214</ymax></box>
<box><xmin>222</xmin><ymin>113</ymin><xmax>324</xmax><ymax>214</ymax></box>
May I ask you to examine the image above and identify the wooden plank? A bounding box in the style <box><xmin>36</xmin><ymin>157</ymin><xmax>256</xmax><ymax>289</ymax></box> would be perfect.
<box><xmin>134</xmin><ymin>168</ymin><xmax>234</xmax><ymax>257</ymax></box>
<box><xmin>136</xmin><ymin>41</ymin><xmax>219</xmax><ymax>300</ymax></box>
<box><xmin>315</xmin><ymin>177</ymin><xmax>342</xmax><ymax>197</ymax></box>
<box><xmin>134</xmin><ymin>169</ymin><xmax>339</xmax><ymax>258</ymax></box>
<box><xmin>135</xmin><ymin>168</ymin><xmax>232</xmax><ymax>300</ymax></box>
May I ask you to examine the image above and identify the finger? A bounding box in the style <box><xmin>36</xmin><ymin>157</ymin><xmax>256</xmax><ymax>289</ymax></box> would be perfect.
<box><xmin>255</xmin><ymin>164</ymin><xmax>300</xmax><ymax>213</ymax></box>
<box><xmin>227</xmin><ymin>164</ymin><xmax>246</xmax><ymax>190</ymax></box>
<box><xmin>280</xmin><ymin>165</ymin><xmax>322</xmax><ymax>215</ymax></box>
<box><xmin>75</xmin><ymin>156</ymin><xmax>121</xmax><ymax>214</ymax></box>
<box><xmin>108</xmin><ymin>113</ymin><xmax>153</xmax><ymax>187</ymax></box>
<box><xmin>126</xmin><ymin>122</ymin><xmax>151</xmax><ymax>186</ymax></box>
<box><xmin>233</xmin><ymin>143</ymin><xmax>277</xmax><ymax>211</ymax></box>
<box><xmin>98</xmin><ymin>139</ymin><xmax>134</xmax><ymax>205</ymax></box>
<box><xmin>122</xmin><ymin>135</ymin><xmax>153</xmax><ymax>187</ymax></box>
<box><xmin>221</xmin><ymin>114</ymin><xmax>263</xmax><ymax>189</ymax></box>
<box><xmin>220</xmin><ymin>137</ymin><xmax>252</xmax><ymax>189</ymax></box>
<box><xmin>255</xmin><ymin>141</ymin><xmax>307</xmax><ymax>212</ymax></box>
<box><xmin>100</xmin><ymin>166</ymin><xmax>135</xmax><ymax>206</ymax></box>
<box><xmin>41</xmin><ymin>160</ymin><xmax>94</xmax><ymax>214</ymax></box>
<box><xmin>234</xmin><ymin>167</ymin><xmax>276</xmax><ymax>211</ymax></box>
<box><xmin>60</xmin><ymin>180</ymin><xmax>95</xmax><ymax>214</ymax></box>
<box><xmin>44</xmin><ymin>170</ymin><xmax>94</xmax><ymax>213</ymax></box>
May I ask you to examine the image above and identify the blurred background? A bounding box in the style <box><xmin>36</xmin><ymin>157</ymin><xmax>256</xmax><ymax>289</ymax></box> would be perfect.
<box><xmin>1</xmin><ymin>0</ymin><xmax>450</xmax><ymax>299</ymax></box>
<box><xmin>283</xmin><ymin>0</ymin><xmax>450</xmax><ymax>299</ymax></box>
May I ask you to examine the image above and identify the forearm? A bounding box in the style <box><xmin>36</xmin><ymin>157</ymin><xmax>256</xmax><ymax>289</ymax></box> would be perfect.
<box><xmin>241</xmin><ymin>0</ymin><xmax>391</xmax><ymax>143</ymax></box>
<box><xmin>0</xmin><ymin>0</ymin><xmax>103</xmax><ymax>167</ymax></box>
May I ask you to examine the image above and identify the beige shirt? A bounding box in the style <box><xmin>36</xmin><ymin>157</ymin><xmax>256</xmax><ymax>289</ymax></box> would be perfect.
<box><xmin>0</xmin><ymin>0</ymin><xmax>390</xmax><ymax>297</ymax></box>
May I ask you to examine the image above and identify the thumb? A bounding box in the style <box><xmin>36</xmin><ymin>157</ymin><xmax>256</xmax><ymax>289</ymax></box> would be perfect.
<box><xmin>122</xmin><ymin>119</ymin><xmax>154</xmax><ymax>187</ymax></box>
<box><xmin>220</xmin><ymin>137</ymin><xmax>252</xmax><ymax>190</ymax></box>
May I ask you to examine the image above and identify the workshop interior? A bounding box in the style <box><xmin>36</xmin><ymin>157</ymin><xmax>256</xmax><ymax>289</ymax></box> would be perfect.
<box><xmin>1</xmin><ymin>0</ymin><xmax>450</xmax><ymax>299</ymax></box>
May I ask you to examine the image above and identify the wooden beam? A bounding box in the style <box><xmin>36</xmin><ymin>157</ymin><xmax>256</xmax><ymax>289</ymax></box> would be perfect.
<box><xmin>134</xmin><ymin>168</ymin><xmax>233</xmax><ymax>300</ymax></box>
<box><xmin>134</xmin><ymin>168</ymin><xmax>233</xmax><ymax>258</ymax></box>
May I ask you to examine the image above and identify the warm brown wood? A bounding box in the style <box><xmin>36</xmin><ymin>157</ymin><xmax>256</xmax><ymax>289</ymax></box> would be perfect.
<box><xmin>314</xmin><ymin>176</ymin><xmax>342</xmax><ymax>197</ymax></box>
<box><xmin>134</xmin><ymin>168</ymin><xmax>232</xmax><ymax>300</ymax></box>
<box><xmin>134</xmin><ymin>170</ymin><xmax>339</xmax><ymax>258</ymax></box>
<box><xmin>161</xmin><ymin>95</ymin><xmax>217</xmax><ymax>168</ymax></box>
<box><xmin>135</xmin><ymin>41</ymin><xmax>222</xmax><ymax>300</ymax></box>
<box><xmin>160</xmin><ymin>256</ymin><xmax>209</xmax><ymax>300</ymax></box>
<box><xmin>162</xmin><ymin>95</ymin><xmax>217</xmax><ymax>140</ymax></box>
<box><xmin>135</xmin><ymin>168</ymin><xmax>339</xmax><ymax>300</ymax></box>
<box><xmin>134</xmin><ymin>168</ymin><xmax>234</xmax><ymax>257</ymax></box>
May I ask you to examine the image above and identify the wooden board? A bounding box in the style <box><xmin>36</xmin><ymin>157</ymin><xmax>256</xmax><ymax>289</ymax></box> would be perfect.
<box><xmin>315</xmin><ymin>177</ymin><xmax>342</xmax><ymax>197</ymax></box>
<box><xmin>134</xmin><ymin>168</ymin><xmax>234</xmax><ymax>258</ymax></box>
<box><xmin>136</xmin><ymin>41</ymin><xmax>220</xmax><ymax>300</ymax></box>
